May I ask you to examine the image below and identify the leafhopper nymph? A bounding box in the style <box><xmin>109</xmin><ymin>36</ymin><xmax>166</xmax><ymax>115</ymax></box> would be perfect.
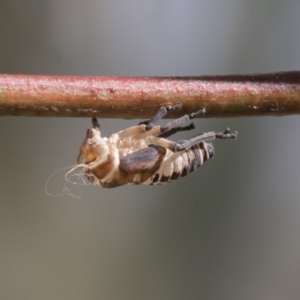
<box><xmin>77</xmin><ymin>104</ymin><xmax>238</xmax><ymax>188</ymax></box>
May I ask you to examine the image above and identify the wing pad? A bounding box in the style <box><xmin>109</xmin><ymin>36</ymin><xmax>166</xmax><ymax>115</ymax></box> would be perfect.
<box><xmin>119</xmin><ymin>145</ymin><xmax>166</xmax><ymax>173</ymax></box>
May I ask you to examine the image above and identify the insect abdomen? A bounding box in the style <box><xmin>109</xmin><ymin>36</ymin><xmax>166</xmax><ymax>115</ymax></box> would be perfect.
<box><xmin>147</xmin><ymin>142</ymin><xmax>214</xmax><ymax>185</ymax></box>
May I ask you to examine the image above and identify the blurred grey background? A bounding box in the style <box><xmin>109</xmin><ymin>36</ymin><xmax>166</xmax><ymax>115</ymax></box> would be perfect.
<box><xmin>1</xmin><ymin>1</ymin><xmax>300</xmax><ymax>299</ymax></box>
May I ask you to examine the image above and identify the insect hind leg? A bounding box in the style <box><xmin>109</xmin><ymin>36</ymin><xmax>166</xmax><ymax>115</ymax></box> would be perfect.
<box><xmin>171</xmin><ymin>128</ymin><xmax>238</xmax><ymax>151</ymax></box>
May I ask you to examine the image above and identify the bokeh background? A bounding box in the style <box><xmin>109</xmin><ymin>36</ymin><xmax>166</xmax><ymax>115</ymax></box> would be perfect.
<box><xmin>1</xmin><ymin>1</ymin><xmax>300</xmax><ymax>299</ymax></box>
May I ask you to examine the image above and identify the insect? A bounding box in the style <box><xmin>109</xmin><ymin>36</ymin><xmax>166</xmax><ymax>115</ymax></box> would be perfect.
<box><xmin>77</xmin><ymin>103</ymin><xmax>238</xmax><ymax>188</ymax></box>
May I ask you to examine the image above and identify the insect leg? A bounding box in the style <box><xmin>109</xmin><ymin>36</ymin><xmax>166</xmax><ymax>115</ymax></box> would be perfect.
<box><xmin>140</xmin><ymin>103</ymin><xmax>182</xmax><ymax>129</ymax></box>
<box><xmin>215</xmin><ymin>128</ymin><xmax>239</xmax><ymax>139</ymax></box>
<box><xmin>158</xmin><ymin>123</ymin><xmax>196</xmax><ymax>138</ymax></box>
<box><xmin>138</xmin><ymin>107</ymin><xmax>205</xmax><ymax>139</ymax></box>
<box><xmin>158</xmin><ymin>108</ymin><xmax>206</xmax><ymax>136</ymax></box>
<box><xmin>170</xmin><ymin>128</ymin><xmax>238</xmax><ymax>151</ymax></box>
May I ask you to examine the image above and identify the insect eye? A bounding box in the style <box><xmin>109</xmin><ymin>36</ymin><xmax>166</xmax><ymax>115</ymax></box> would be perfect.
<box><xmin>77</xmin><ymin>151</ymin><xmax>84</xmax><ymax>164</ymax></box>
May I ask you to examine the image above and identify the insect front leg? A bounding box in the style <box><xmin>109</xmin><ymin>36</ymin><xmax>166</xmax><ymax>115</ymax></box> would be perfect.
<box><xmin>158</xmin><ymin>108</ymin><xmax>206</xmax><ymax>138</ymax></box>
<box><xmin>139</xmin><ymin>103</ymin><xmax>182</xmax><ymax>129</ymax></box>
<box><xmin>157</xmin><ymin>123</ymin><xmax>196</xmax><ymax>139</ymax></box>
<box><xmin>131</xmin><ymin>107</ymin><xmax>208</xmax><ymax>141</ymax></box>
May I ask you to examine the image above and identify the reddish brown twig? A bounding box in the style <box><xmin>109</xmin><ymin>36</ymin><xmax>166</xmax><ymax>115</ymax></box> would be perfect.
<box><xmin>0</xmin><ymin>72</ymin><xmax>300</xmax><ymax>118</ymax></box>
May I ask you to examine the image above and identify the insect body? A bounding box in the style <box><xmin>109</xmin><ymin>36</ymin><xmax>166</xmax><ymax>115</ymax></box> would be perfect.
<box><xmin>77</xmin><ymin>104</ymin><xmax>238</xmax><ymax>188</ymax></box>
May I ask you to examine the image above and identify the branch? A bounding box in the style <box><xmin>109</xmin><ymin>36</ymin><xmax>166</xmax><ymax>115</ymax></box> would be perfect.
<box><xmin>0</xmin><ymin>72</ymin><xmax>300</xmax><ymax>118</ymax></box>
